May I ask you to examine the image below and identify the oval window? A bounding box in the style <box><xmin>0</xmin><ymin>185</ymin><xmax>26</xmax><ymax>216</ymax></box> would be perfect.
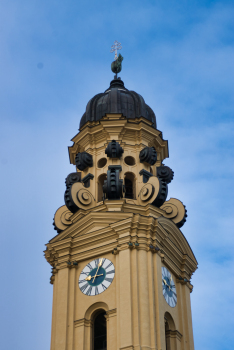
<box><xmin>97</xmin><ymin>158</ymin><xmax>107</xmax><ymax>168</ymax></box>
<box><xmin>124</xmin><ymin>156</ymin><xmax>136</xmax><ymax>166</ymax></box>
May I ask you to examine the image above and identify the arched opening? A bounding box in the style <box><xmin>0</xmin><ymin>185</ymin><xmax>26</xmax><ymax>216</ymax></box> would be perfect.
<box><xmin>164</xmin><ymin>312</ymin><xmax>176</xmax><ymax>350</ymax></box>
<box><xmin>93</xmin><ymin>310</ymin><xmax>107</xmax><ymax>350</ymax></box>
<box><xmin>124</xmin><ymin>172</ymin><xmax>135</xmax><ymax>199</ymax></box>
<box><xmin>98</xmin><ymin>174</ymin><xmax>107</xmax><ymax>202</ymax></box>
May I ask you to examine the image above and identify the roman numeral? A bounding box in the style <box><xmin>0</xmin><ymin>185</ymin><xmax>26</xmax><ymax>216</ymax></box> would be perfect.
<box><xmin>87</xmin><ymin>263</ymin><xmax>93</xmax><ymax>270</ymax></box>
<box><xmin>95</xmin><ymin>259</ymin><xmax>99</xmax><ymax>267</ymax></box>
<box><xmin>86</xmin><ymin>286</ymin><xmax>93</xmax><ymax>296</ymax></box>
<box><xmin>101</xmin><ymin>283</ymin><xmax>107</xmax><ymax>291</ymax></box>
<box><xmin>105</xmin><ymin>277</ymin><xmax>113</xmax><ymax>283</ymax></box>
<box><xmin>105</xmin><ymin>262</ymin><xmax>113</xmax><ymax>270</ymax></box>
<box><xmin>95</xmin><ymin>286</ymin><xmax>99</xmax><ymax>295</ymax></box>
<box><xmin>81</xmin><ymin>271</ymin><xmax>89</xmax><ymax>276</ymax></box>
<box><xmin>106</xmin><ymin>269</ymin><xmax>115</xmax><ymax>275</ymax></box>
<box><xmin>80</xmin><ymin>283</ymin><xmax>89</xmax><ymax>293</ymax></box>
<box><xmin>79</xmin><ymin>279</ymin><xmax>87</xmax><ymax>284</ymax></box>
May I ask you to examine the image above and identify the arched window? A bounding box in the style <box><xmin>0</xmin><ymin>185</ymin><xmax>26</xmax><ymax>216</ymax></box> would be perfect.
<box><xmin>164</xmin><ymin>312</ymin><xmax>182</xmax><ymax>350</ymax></box>
<box><xmin>124</xmin><ymin>172</ymin><xmax>135</xmax><ymax>199</ymax></box>
<box><xmin>93</xmin><ymin>311</ymin><xmax>107</xmax><ymax>350</ymax></box>
<box><xmin>98</xmin><ymin>174</ymin><xmax>107</xmax><ymax>202</ymax></box>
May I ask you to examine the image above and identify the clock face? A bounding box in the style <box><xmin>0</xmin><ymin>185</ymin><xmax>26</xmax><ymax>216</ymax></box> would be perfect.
<box><xmin>79</xmin><ymin>258</ymin><xmax>115</xmax><ymax>296</ymax></box>
<box><xmin>162</xmin><ymin>267</ymin><xmax>177</xmax><ymax>307</ymax></box>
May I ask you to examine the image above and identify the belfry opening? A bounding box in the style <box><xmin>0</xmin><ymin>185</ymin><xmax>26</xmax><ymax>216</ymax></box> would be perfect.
<box><xmin>93</xmin><ymin>311</ymin><xmax>107</xmax><ymax>350</ymax></box>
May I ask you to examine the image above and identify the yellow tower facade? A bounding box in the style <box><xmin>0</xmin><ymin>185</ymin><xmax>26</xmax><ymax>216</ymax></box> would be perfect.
<box><xmin>45</xmin><ymin>75</ymin><xmax>197</xmax><ymax>350</ymax></box>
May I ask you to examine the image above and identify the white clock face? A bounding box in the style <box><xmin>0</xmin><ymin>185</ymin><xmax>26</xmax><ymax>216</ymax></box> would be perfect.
<box><xmin>162</xmin><ymin>267</ymin><xmax>177</xmax><ymax>307</ymax></box>
<box><xmin>79</xmin><ymin>258</ymin><xmax>115</xmax><ymax>296</ymax></box>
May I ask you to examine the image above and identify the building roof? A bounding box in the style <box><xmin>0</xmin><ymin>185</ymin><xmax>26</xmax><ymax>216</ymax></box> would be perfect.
<box><xmin>79</xmin><ymin>78</ymin><xmax>157</xmax><ymax>129</ymax></box>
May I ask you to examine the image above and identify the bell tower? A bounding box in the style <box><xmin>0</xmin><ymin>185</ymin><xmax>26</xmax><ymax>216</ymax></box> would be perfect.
<box><xmin>44</xmin><ymin>52</ymin><xmax>197</xmax><ymax>350</ymax></box>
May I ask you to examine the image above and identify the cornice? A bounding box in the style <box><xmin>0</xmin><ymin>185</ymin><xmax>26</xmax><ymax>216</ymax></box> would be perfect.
<box><xmin>68</xmin><ymin>115</ymin><xmax>168</xmax><ymax>165</ymax></box>
<box><xmin>45</xmin><ymin>213</ymin><xmax>198</xmax><ymax>282</ymax></box>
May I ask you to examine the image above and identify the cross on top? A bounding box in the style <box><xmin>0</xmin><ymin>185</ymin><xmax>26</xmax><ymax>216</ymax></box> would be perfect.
<box><xmin>110</xmin><ymin>40</ymin><xmax>122</xmax><ymax>61</ymax></box>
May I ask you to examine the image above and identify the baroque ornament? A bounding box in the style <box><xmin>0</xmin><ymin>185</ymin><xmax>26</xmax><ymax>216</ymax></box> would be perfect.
<box><xmin>105</xmin><ymin>140</ymin><xmax>124</xmax><ymax>158</ymax></box>
<box><xmin>53</xmin><ymin>205</ymin><xmax>73</xmax><ymax>233</ymax></box>
<box><xmin>139</xmin><ymin>146</ymin><xmax>157</xmax><ymax>165</ymax></box>
<box><xmin>157</xmin><ymin>166</ymin><xmax>174</xmax><ymax>184</ymax></box>
<box><xmin>75</xmin><ymin>151</ymin><xmax>93</xmax><ymax>171</ymax></box>
<box><xmin>160</xmin><ymin>198</ymin><xmax>187</xmax><ymax>228</ymax></box>
<box><xmin>103</xmin><ymin>166</ymin><xmax>123</xmax><ymax>200</ymax></box>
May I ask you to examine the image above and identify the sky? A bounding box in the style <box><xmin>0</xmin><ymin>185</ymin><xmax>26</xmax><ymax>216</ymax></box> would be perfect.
<box><xmin>0</xmin><ymin>0</ymin><xmax>233</xmax><ymax>349</ymax></box>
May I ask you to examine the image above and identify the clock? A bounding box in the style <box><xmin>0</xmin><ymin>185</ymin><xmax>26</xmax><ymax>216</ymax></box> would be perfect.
<box><xmin>162</xmin><ymin>266</ymin><xmax>177</xmax><ymax>307</ymax></box>
<box><xmin>79</xmin><ymin>258</ymin><xmax>115</xmax><ymax>296</ymax></box>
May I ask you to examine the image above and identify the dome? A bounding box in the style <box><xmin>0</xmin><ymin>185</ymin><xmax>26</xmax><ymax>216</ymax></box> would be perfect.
<box><xmin>79</xmin><ymin>78</ymin><xmax>157</xmax><ymax>129</ymax></box>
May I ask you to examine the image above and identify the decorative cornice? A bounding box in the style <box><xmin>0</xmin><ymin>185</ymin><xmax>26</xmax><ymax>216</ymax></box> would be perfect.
<box><xmin>45</xmin><ymin>212</ymin><xmax>198</xmax><ymax>281</ymax></box>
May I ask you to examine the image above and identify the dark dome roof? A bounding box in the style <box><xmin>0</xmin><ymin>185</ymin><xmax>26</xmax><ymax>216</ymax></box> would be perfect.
<box><xmin>80</xmin><ymin>78</ymin><xmax>157</xmax><ymax>129</ymax></box>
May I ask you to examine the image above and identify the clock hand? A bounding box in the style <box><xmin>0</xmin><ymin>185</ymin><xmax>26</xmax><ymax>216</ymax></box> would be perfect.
<box><xmin>85</xmin><ymin>274</ymin><xmax>103</xmax><ymax>281</ymax></box>
<box><xmin>92</xmin><ymin>258</ymin><xmax>103</xmax><ymax>283</ymax></box>
<box><xmin>163</xmin><ymin>279</ymin><xmax>171</xmax><ymax>291</ymax></box>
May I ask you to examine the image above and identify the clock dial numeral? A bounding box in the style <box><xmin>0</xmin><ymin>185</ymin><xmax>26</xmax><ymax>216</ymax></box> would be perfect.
<box><xmin>86</xmin><ymin>286</ymin><xmax>93</xmax><ymax>296</ymax></box>
<box><xmin>79</xmin><ymin>279</ymin><xmax>87</xmax><ymax>284</ymax></box>
<box><xmin>79</xmin><ymin>258</ymin><xmax>115</xmax><ymax>296</ymax></box>
<box><xmin>101</xmin><ymin>283</ymin><xmax>107</xmax><ymax>291</ymax></box>
<box><xmin>105</xmin><ymin>277</ymin><xmax>113</xmax><ymax>283</ymax></box>
<box><xmin>87</xmin><ymin>263</ymin><xmax>93</xmax><ymax>270</ymax></box>
<box><xmin>105</xmin><ymin>262</ymin><xmax>113</xmax><ymax>270</ymax></box>
<box><xmin>80</xmin><ymin>283</ymin><xmax>89</xmax><ymax>293</ymax></box>
<box><xmin>80</xmin><ymin>271</ymin><xmax>89</xmax><ymax>276</ymax></box>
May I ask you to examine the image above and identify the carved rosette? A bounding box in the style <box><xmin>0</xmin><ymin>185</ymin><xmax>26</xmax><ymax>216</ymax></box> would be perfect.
<box><xmin>75</xmin><ymin>152</ymin><xmax>93</xmax><ymax>171</ymax></box>
<box><xmin>160</xmin><ymin>198</ymin><xmax>187</xmax><ymax>228</ymax></box>
<box><xmin>157</xmin><ymin>166</ymin><xmax>174</xmax><ymax>184</ymax></box>
<box><xmin>53</xmin><ymin>205</ymin><xmax>73</xmax><ymax>233</ymax></box>
<box><xmin>105</xmin><ymin>140</ymin><xmax>124</xmax><ymax>158</ymax></box>
<box><xmin>139</xmin><ymin>146</ymin><xmax>157</xmax><ymax>165</ymax></box>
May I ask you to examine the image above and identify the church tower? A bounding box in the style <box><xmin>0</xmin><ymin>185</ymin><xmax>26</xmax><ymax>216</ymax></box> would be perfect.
<box><xmin>44</xmin><ymin>50</ymin><xmax>198</xmax><ymax>350</ymax></box>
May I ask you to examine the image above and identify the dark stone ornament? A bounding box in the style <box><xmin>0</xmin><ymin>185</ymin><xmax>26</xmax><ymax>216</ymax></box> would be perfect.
<box><xmin>64</xmin><ymin>185</ymin><xmax>78</xmax><ymax>213</ymax></box>
<box><xmin>82</xmin><ymin>173</ymin><xmax>94</xmax><ymax>188</ymax></box>
<box><xmin>139</xmin><ymin>169</ymin><xmax>153</xmax><ymax>183</ymax></box>
<box><xmin>75</xmin><ymin>152</ymin><xmax>93</xmax><ymax>171</ymax></box>
<box><xmin>139</xmin><ymin>147</ymin><xmax>157</xmax><ymax>165</ymax></box>
<box><xmin>105</xmin><ymin>140</ymin><xmax>124</xmax><ymax>158</ymax></box>
<box><xmin>176</xmin><ymin>207</ymin><xmax>188</xmax><ymax>229</ymax></box>
<box><xmin>65</xmin><ymin>172</ymin><xmax>81</xmax><ymax>187</ymax></box>
<box><xmin>103</xmin><ymin>165</ymin><xmax>123</xmax><ymax>200</ymax></box>
<box><xmin>157</xmin><ymin>166</ymin><xmax>174</xmax><ymax>184</ymax></box>
<box><xmin>53</xmin><ymin>219</ymin><xmax>62</xmax><ymax>234</ymax></box>
<box><xmin>152</xmin><ymin>178</ymin><xmax>168</xmax><ymax>208</ymax></box>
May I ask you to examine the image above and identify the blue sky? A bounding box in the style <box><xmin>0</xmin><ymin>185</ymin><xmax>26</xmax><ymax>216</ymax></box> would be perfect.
<box><xmin>0</xmin><ymin>0</ymin><xmax>233</xmax><ymax>349</ymax></box>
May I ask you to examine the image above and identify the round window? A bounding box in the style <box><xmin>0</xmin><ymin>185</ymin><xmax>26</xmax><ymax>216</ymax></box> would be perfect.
<box><xmin>124</xmin><ymin>156</ymin><xmax>136</xmax><ymax>166</ymax></box>
<box><xmin>97</xmin><ymin>158</ymin><xmax>107</xmax><ymax>168</ymax></box>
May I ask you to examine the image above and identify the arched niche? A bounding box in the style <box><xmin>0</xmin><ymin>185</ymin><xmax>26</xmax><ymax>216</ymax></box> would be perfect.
<box><xmin>124</xmin><ymin>172</ymin><xmax>136</xmax><ymax>199</ymax></box>
<box><xmin>98</xmin><ymin>174</ymin><xmax>107</xmax><ymax>202</ymax></box>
